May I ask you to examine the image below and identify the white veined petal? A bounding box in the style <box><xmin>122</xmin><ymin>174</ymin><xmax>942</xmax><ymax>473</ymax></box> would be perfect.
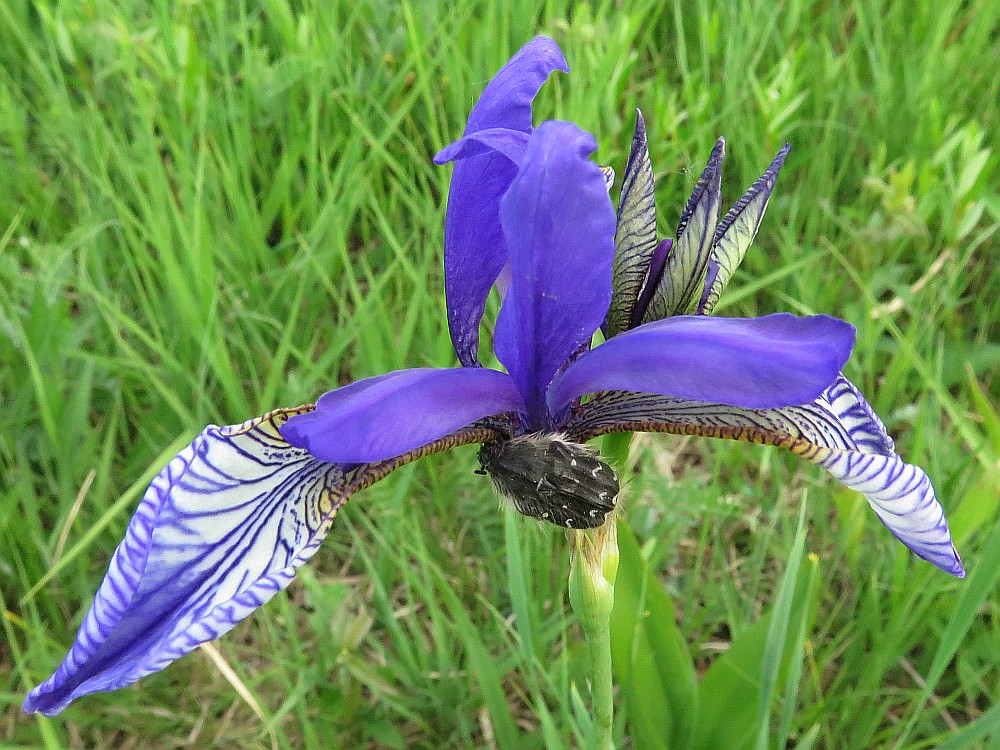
<box><xmin>814</xmin><ymin>448</ymin><xmax>963</xmax><ymax>576</ymax></box>
<box><xmin>808</xmin><ymin>377</ymin><xmax>961</xmax><ymax>575</ymax></box>
<box><xmin>822</xmin><ymin>375</ymin><xmax>894</xmax><ymax>454</ymax></box>
<box><xmin>24</xmin><ymin>407</ymin><xmax>350</xmax><ymax>716</ymax></box>
<box><xmin>565</xmin><ymin>375</ymin><xmax>963</xmax><ymax>577</ymax></box>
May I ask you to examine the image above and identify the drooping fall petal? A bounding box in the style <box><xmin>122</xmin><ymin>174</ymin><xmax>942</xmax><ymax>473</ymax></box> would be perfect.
<box><xmin>564</xmin><ymin>377</ymin><xmax>963</xmax><ymax>577</ymax></box>
<box><xmin>24</xmin><ymin>409</ymin><xmax>352</xmax><ymax>716</ymax></box>
<box><xmin>24</xmin><ymin>408</ymin><xmax>510</xmax><ymax>716</ymax></box>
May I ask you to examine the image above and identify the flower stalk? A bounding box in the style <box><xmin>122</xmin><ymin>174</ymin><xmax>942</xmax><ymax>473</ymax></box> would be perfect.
<box><xmin>566</xmin><ymin>433</ymin><xmax>630</xmax><ymax>749</ymax></box>
<box><xmin>569</xmin><ymin>522</ymin><xmax>619</xmax><ymax>750</ymax></box>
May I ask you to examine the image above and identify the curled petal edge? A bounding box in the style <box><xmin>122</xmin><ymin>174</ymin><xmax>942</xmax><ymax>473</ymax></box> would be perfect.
<box><xmin>434</xmin><ymin>127</ymin><xmax>530</xmax><ymax>167</ymax></box>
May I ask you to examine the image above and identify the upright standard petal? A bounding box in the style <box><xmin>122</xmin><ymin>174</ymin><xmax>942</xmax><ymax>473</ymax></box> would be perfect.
<box><xmin>281</xmin><ymin>368</ymin><xmax>525</xmax><ymax>463</ymax></box>
<box><xmin>546</xmin><ymin>313</ymin><xmax>854</xmax><ymax>417</ymax></box>
<box><xmin>492</xmin><ymin>121</ymin><xmax>617</xmax><ymax>427</ymax></box>
<box><xmin>439</xmin><ymin>37</ymin><xmax>569</xmax><ymax>367</ymax></box>
<box><xmin>25</xmin><ymin>407</ymin><xmax>510</xmax><ymax>715</ymax></box>
<box><xmin>463</xmin><ymin>37</ymin><xmax>568</xmax><ymax>133</ymax></box>
<box><xmin>564</xmin><ymin>376</ymin><xmax>963</xmax><ymax>577</ymax></box>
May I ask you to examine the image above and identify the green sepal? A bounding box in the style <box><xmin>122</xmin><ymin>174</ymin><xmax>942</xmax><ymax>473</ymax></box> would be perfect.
<box><xmin>699</xmin><ymin>145</ymin><xmax>791</xmax><ymax>315</ymax></box>
<box><xmin>604</xmin><ymin>109</ymin><xmax>658</xmax><ymax>337</ymax></box>
<box><xmin>642</xmin><ymin>138</ymin><xmax>725</xmax><ymax>321</ymax></box>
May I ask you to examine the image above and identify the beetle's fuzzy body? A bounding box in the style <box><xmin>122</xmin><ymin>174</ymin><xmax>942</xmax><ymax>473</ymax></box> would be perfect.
<box><xmin>477</xmin><ymin>433</ymin><xmax>619</xmax><ymax>528</ymax></box>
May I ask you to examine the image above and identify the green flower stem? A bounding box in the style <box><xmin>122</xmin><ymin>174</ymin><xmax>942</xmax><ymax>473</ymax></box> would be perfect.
<box><xmin>585</xmin><ymin>602</ymin><xmax>615</xmax><ymax>750</ymax></box>
<box><xmin>569</xmin><ymin>530</ymin><xmax>617</xmax><ymax>750</ymax></box>
<box><xmin>567</xmin><ymin>432</ymin><xmax>632</xmax><ymax>750</ymax></box>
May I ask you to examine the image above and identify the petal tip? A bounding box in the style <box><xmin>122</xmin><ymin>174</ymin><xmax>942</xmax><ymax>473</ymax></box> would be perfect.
<box><xmin>708</xmin><ymin>137</ymin><xmax>726</xmax><ymax>166</ymax></box>
<box><xmin>527</xmin><ymin>35</ymin><xmax>570</xmax><ymax>73</ymax></box>
<box><xmin>945</xmin><ymin>548</ymin><xmax>966</xmax><ymax>578</ymax></box>
<box><xmin>21</xmin><ymin>694</ymin><xmax>39</xmax><ymax>715</ymax></box>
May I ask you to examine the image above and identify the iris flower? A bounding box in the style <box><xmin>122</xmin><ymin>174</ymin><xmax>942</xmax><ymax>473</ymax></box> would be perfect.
<box><xmin>24</xmin><ymin>36</ymin><xmax>962</xmax><ymax>717</ymax></box>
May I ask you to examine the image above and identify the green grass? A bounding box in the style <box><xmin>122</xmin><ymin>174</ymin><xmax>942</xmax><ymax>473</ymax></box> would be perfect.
<box><xmin>1</xmin><ymin>0</ymin><xmax>998</xmax><ymax>747</ymax></box>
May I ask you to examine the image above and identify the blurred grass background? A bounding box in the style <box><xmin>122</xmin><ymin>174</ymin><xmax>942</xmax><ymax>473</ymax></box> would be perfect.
<box><xmin>1</xmin><ymin>0</ymin><xmax>998</xmax><ymax>747</ymax></box>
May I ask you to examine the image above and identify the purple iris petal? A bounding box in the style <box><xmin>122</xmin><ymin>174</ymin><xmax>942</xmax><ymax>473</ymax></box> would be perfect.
<box><xmin>495</xmin><ymin>262</ymin><xmax>513</xmax><ymax>300</ymax></box>
<box><xmin>281</xmin><ymin>368</ymin><xmax>525</xmax><ymax>463</ymax></box>
<box><xmin>546</xmin><ymin>313</ymin><xmax>855</xmax><ymax>417</ymax></box>
<box><xmin>433</xmin><ymin>127</ymin><xmax>530</xmax><ymax>167</ymax></box>
<box><xmin>697</xmin><ymin>260</ymin><xmax>720</xmax><ymax>314</ymax></box>
<box><xmin>463</xmin><ymin>37</ymin><xmax>568</xmax><ymax>132</ymax></box>
<box><xmin>492</xmin><ymin>121</ymin><xmax>617</xmax><ymax>427</ymax></box>
<box><xmin>437</xmin><ymin>37</ymin><xmax>569</xmax><ymax>367</ymax></box>
<box><xmin>307</xmin><ymin>370</ymin><xmax>412</xmax><ymax>409</ymax></box>
<box><xmin>24</xmin><ymin>411</ymin><xmax>350</xmax><ymax>715</ymax></box>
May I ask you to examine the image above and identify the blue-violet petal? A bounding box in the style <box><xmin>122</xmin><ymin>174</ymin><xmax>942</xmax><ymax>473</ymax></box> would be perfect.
<box><xmin>281</xmin><ymin>368</ymin><xmax>525</xmax><ymax>463</ymax></box>
<box><xmin>439</xmin><ymin>36</ymin><xmax>569</xmax><ymax>367</ymax></box>
<box><xmin>547</xmin><ymin>313</ymin><xmax>855</xmax><ymax>417</ymax></box>
<box><xmin>493</xmin><ymin>120</ymin><xmax>617</xmax><ymax>427</ymax></box>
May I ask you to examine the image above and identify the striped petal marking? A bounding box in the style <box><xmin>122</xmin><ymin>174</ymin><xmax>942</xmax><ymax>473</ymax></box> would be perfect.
<box><xmin>642</xmin><ymin>138</ymin><xmax>725</xmax><ymax>322</ymax></box>
<box><xmin>600</xmin><ymin>164</ymin><xmax>616</xmax><ymax>193</ymax></box>
<box><xmin>604</xmin><ymin>109</ymin><xmax>659</xmax><ymax>337</ymax></box>
<box><xmin>565</xmin><ymin>376</ymin><xmax>964</xmax><ymax>577</ymax></box>
<box><xmin>25</xmin><ymin>407</ymin><xmax>506</xmax><ymax>715</ymax></box>
<box><xmin>698</xmin><ymin>144</ymin><xmax>791</xmax><ymax>315</ymax></box>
